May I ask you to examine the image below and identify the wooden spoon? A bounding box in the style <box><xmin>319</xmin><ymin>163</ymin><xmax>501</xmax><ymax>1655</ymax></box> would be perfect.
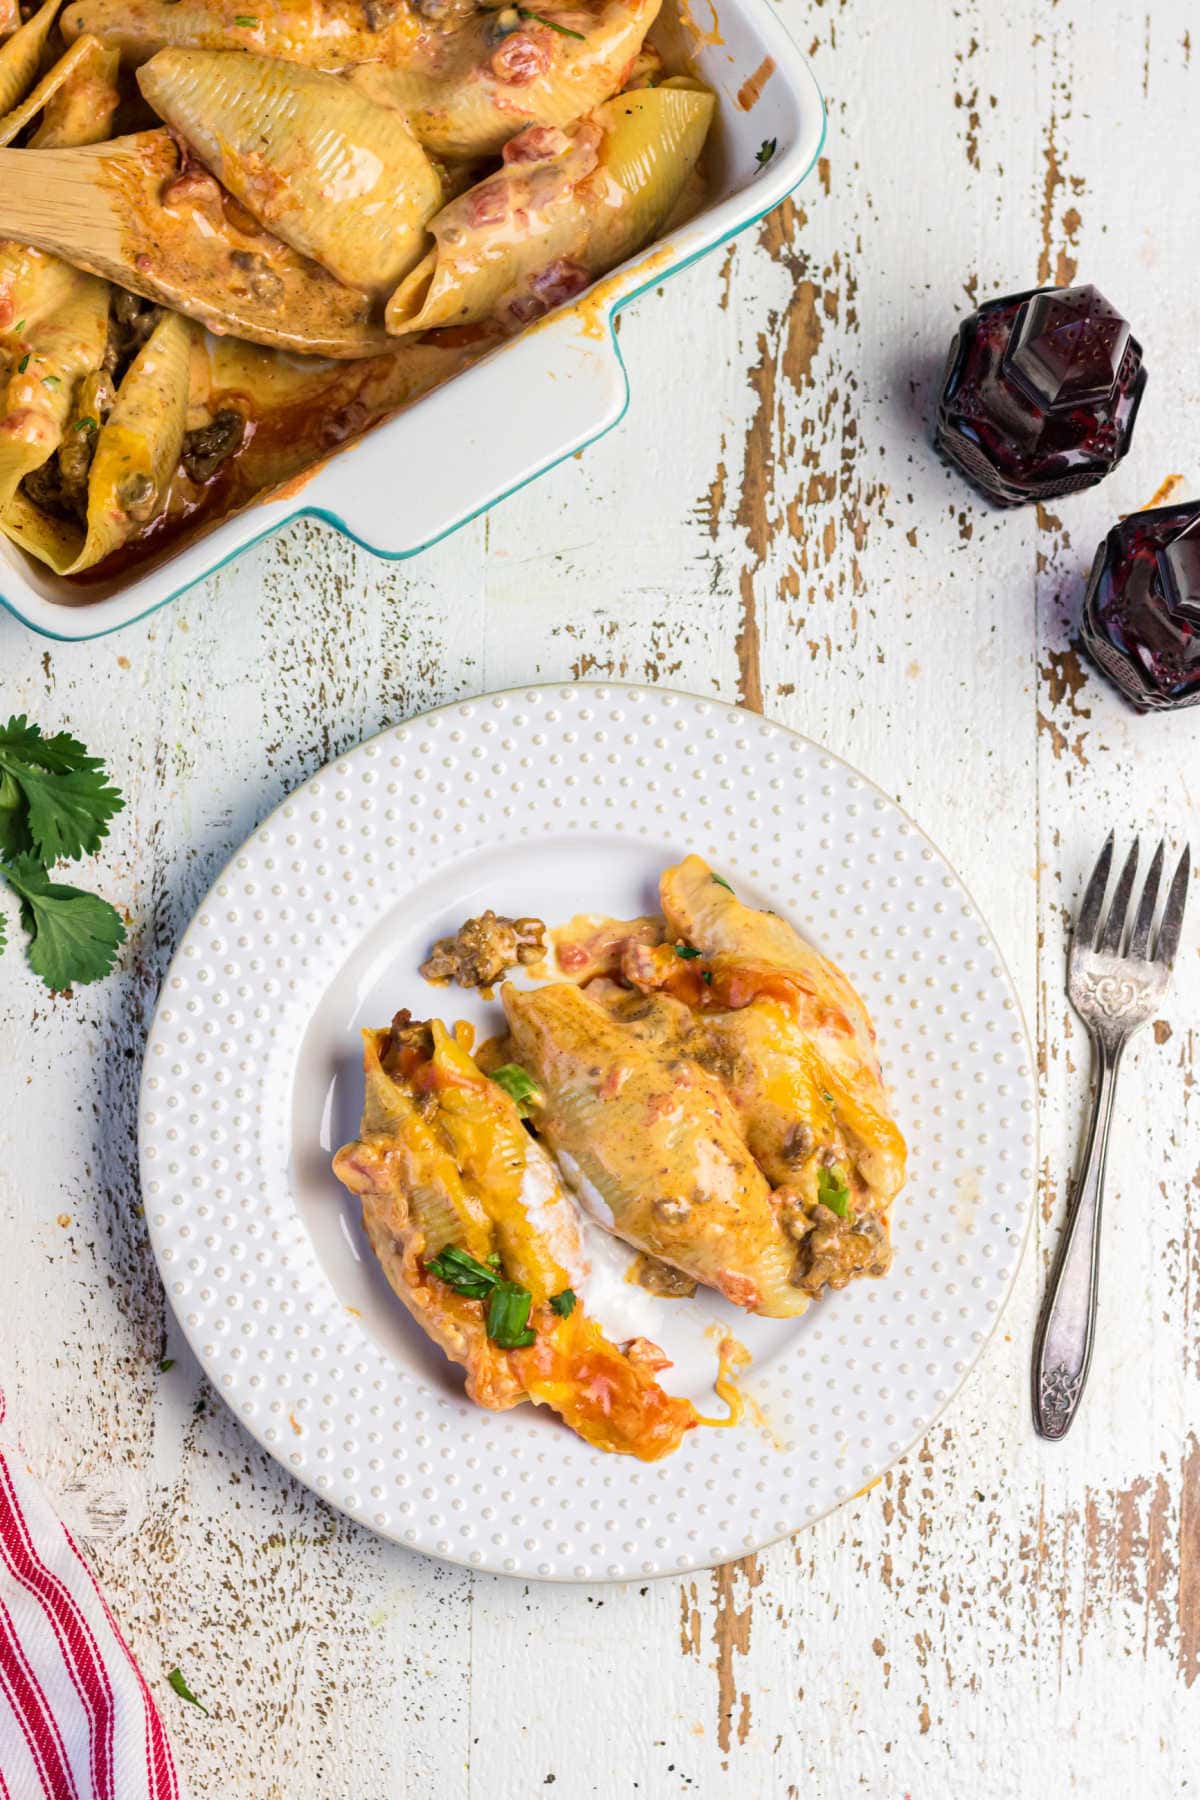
<box><xmin>0</xmin><ymin>131</ymin><xmax>390</xmax><ymax>358</ymax></box>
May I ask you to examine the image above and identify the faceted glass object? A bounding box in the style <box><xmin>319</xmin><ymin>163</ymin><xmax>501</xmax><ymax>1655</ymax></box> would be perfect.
<box><xmin>1079</xmin><ymin>501</ymin><xmax>1200</xmax><ymax>712</ymax></box>
<box><xmin>935</xmin><ymin>284</ymin><xmax>1147</xmax><ymax>507</ymax></box>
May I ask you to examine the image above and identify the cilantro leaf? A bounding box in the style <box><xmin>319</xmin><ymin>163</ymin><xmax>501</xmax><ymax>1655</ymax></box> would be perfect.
<box><xmin>1</xmin><ymin>855</ymin><xmax>125</xmax><ymax>990</ymax></box>
<box><xmin>755</xmin><ymin>137</ymin><xmax>777</xmax><ymax>168</ymax></box>
<box><xmin>489</xmin><ymin>1062</ymin><xmax>541</xmax><ymax>1117</ymax></box>
<box><xmin>167</xmin><ymin>1667</ymin><xmax>209</xmax><ymax>1716</ymax></box>
<box><xmin>549</xmin><ymin>1288</ymin><xmax>576</xmax><ymax>1317</ymax></box>
<box><xmin>817</xmin><ymin>1165</ymin><xmax>851</xmax><ymax>1219</ymax></box>
<box><xmin>0</xmin><ymin>715</ymin><xmax>124</xmax><ymax>862</ymax></box>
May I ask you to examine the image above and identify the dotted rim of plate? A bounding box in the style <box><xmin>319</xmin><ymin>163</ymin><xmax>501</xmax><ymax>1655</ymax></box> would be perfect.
<box><xmin>138</xmin><ymin>684</ymin><xmax>1036</xmax><ymax>1582</ymax></box>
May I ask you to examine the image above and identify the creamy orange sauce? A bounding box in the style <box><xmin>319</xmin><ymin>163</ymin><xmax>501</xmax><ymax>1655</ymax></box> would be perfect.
<box><xmin>693</xmin><ymin>1334</ymin><xmax>750</xmax><ymax>1428</ymax></box>
<box><xmin>736</xmin><ymin>54</ymin><xmax>774</xmax><ymax>111</ymax></box>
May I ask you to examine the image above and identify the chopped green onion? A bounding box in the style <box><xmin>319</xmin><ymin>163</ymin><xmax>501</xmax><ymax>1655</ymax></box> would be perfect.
<box><xmin>516</xmin><ymin>6</ymin><xmax>585</xmax><ymax>35</ymax></box>
<box><xmin>711</xmin><ymin>873</ymin><xmax>734</xmax><ymax>892</ymax></box>
<box><xmin>486</xmin><ymin>1280</ymin><xmax>536</xmax><ymax>1348</ymax></box>
<box><xmin>233</xmin><ymin>13</ymin><xmax>258</xmax><ymax>23</ymax></box>
<box><xmin>74</xmin><ymin>415</ymin><xmax>98</xmax><ymax>433</ymax></box>
<box><xmin>701</xmin><ymin>970</ymin><xmax>713</xmax><ymax>984</ymax></box>
<box><xmin>755</xmin><ymin>137</ymin><xmax>777</xmax><ymax>168</ymax></box>
<box><xmin>41</xmin><ymin>374</ymin><xmax>60</xmax><ymax>388</ymax></box>
<box><xmin>490</xmin><ymin>1062</ymin><xmax>541</xmax><ymax>1117</ymax></box>
<box><xmin>549</xmin><ymin>1288</ymin><xmax>576</xmax><ymax>1317</ymax></box>
<box><xmin>17</xmin><ymin>354</ymin><xmax>29</xmax><ymax>374</ymax></box>
<box><xmin>673</xmin><ymin>944</ymin><xmax>702</xmax><ymax>960</ymax></box>
<box><xmin>167</xmin><ymin>1668</ymin><xmax>209</xmax><ymax>1716</ymax></box>
<box><xmin>12</xmin><ymin>319</ymin><xmax>25</xmax><ymax>334</ymax></box>
<box><xmin>817</xmin><ymin>1165</ymin><xmax>851</xmax><ymax>1219</ymax></box>
<box><xmin>426</xmin><ymin>1244</ymin><xmax>502</xmax><ymax>1299</ymax></box>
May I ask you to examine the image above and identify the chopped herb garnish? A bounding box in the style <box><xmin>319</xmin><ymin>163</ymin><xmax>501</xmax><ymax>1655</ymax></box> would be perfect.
<box><xmin>549</xmin><ymin>1288</ymin><xmax>576</xmax><ymax>1317</ymax></box>
<box><xmin>817</xmin><ymin>1165</ymin><xmax>851</xmax><ymax>1219</ymax></box>
<box><xmin>167</xmin><ymin>1668</ymin><xmax>209</xmax><ymax>1716</ymax></box>
<box><xmin>711</xmin><ymin>874</ymin><xmax>734</xmax><ymax>892</ymax></box>
<box><xmin>12</xmin><ymin>319</ymin><xmax>24</xmax><ymax>334</ymax></box>
<box><xmin>490</xmin><ymin>1062</ymin><xmax>541</xmax><ymax>1117</ymax></box>
<box><xmin>673</xmin><ymin>944</ymin><xmax>702</xmax><ymax>960</ymax></box>
<box><xmin>516</xmin><ymin>6</ymin><xmax>585</xmax><ymax>35</ymax></box>
<box><xmin>486</xmin><ymin>1280</ymin><xmax>536</xmax><ymax>1348</ymax></box>
<box><xmin>159</xmin><ymin>1357</ymin><xmax>175</xmax><ymax>1372</ymax></box>
<box><xmin>755</xmin><ymin>137</ymin><xmax>777</xmax><ymax>168</ymax></box>
<box><xmin>17</xmin><ymin>353</ymin><xmax>29</xmax><ymax>373</ymax></box>
<box><xmin>233</xmin><ymin>13</ymin><xmax>258</xmax><ymax>22</ymax></box>
<box><xmin>426</xmin><ymin>1243</ymin><xmax>502</xmax><ymax>1299</ymax></box>
<box><xmin>821</xmin><ymin>1090</ymin><xmax>834</xmax><ymax>1105</ymax></box>
<box><xmin>74</xmin><ymin>416</ymin><xmax>98</xmax><ymax>433</ymax></box>
<box><xmin>41</xmin><ymin>374</ymin><xmax>60</xmax><ymax>388</ymax></box>
<box><xmin>701</xmin><ymin>969</ymin><xmax>713</xmax><ymax>984</ymax></box>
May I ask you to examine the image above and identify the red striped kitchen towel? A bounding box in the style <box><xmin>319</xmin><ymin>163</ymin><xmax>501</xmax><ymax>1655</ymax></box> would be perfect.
<box><xmin>0</xmin><ymin>1393</ymin><xmax>179</xmax><ymax>1800</ymax></box>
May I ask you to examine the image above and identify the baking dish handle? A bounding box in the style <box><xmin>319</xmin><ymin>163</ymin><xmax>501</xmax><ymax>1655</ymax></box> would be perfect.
<box><xmin>303</xmin><ymin>315</ymin><xmax>629</xmax><ymax>558</ymax></box>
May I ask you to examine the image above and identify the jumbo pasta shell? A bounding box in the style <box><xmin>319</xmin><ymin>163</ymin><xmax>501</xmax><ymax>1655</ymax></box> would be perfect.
<box><xmin>0</xmin><ymin>34</ymin><xmax>119</xmax><ymax>147</ymax></box>
<box><xmin>0</xmin><ymin>266</ymin><xmax>108</xmax><ymax>510</ymax></box>
<box><xmin>585</xmin><ymin>79</ymin><xmax>715</xmax><ymax>267</ymax></box>
<box><xmin>60</xmin><ymin>0</ymin><xmax>424</xmax><ymax>71</ymax></box>
<box><xmin>69</xmin><ymin>308</ymin><xmax>196</xmax><ymax>573</ymax></box>
<box><xmin>139</xmin><ymin>49</ymin><xmax>442</xmax><ymax>293</ymax></box>
<box><xmin>501</xmin><ymin>982</ymin><xmax>808</xmax><ymax>1318</ymax></box>
<box><xmin>352</xmin><ymin>0</ymin><xmax>661</xmax><ymax>160</ymax></box>
<box><xmin>0</xmin><ymin>0</ymin><xmax>60</xmax><ymax>116</ymax></box>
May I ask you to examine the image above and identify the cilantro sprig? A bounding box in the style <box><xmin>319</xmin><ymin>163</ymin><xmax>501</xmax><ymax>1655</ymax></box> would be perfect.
<box><xmin>0</xmin><ymin>716</ymin><xmax>126</xmax><ymax>990</ymax></box>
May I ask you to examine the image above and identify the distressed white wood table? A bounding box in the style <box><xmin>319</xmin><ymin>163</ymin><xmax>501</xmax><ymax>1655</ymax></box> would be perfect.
<box><xmin>3</xmin><ymin>2</ymin><xmax>1200</xmax><ymax>1794</ymax></box>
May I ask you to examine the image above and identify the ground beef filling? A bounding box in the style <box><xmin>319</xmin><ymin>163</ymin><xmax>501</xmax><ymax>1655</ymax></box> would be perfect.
<box><xmin>420</xmin><ymin>911</ymin><xmax>546</xmax><ymax>989</ymax></box>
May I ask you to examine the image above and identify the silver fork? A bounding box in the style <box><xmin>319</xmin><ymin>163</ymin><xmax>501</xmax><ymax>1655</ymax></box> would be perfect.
<box><xmin>1032</xmin><ymin>833</ymin><xmax>1191</xmax><ymax>1440</ymax></box>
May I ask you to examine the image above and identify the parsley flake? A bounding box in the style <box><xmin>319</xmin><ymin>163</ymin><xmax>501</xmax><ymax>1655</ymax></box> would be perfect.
<box><xmin>17</xmin><ymin>353</ymin><xmax>29</xmax><ymax>373</ymax></box>
<box><xmin>12</xmin><ymin>319</ymin><xmax>25</xmax><ymax>334</ymax></box>
<box><xmin>755</xmin><ymin>137</ymin><xmax>777</xmax><ymax>168</ymax></box>
<box><xmin>160</xmin><ymin>1358</ymin><xmax>176</xmax><ymax>1372</ymax></box>
<box><xmin>673</xmin><ymin>943</ymin><xmax>702</xmax><ymax>959</ymax></box>
<box><xmin>549</xmin><ymin>1288</ymin><xmax>576</xmax><ymax>1317</ymax></box>
<box><xmin>74</xmin><ymin>415</ymin><xmax>98</xmax><ymax>433</ymax></box>
<box><xmin>233</xmin><ymin>12</ymin><xmax>258</xmax><ymax>22</ymax></box>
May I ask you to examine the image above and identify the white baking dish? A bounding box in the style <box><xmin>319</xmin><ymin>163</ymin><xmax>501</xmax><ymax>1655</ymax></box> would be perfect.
<box><xmin>0</xmin><ymin>2</ymin><xmax>824</xmax><ymax>640</ymax></box>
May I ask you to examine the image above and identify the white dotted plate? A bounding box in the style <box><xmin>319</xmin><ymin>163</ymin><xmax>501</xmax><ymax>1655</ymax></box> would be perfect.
<box><xmin>139</xmin><ymin>685</ymin><xmax>1035</xmax><ymax>1581</ymax></box>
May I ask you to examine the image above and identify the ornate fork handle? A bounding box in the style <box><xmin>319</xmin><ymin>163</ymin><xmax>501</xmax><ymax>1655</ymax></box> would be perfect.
<box><xmin>1032</xmin><ymin>1042</ymin><xmax>1122</xmax><ymax>1439</ymax></box>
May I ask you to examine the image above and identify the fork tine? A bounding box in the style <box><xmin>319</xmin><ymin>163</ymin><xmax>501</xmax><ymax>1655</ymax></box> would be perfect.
<box><xmin>1127</xmin><ymin>839</ymin><xmax>1166</xmax><ymax>961</ymax></box>
<box><xmin>1154</xmin><ymin>845</ymin><xmax>1192</xmax><ymax>968</ymax></box>
<box><xmin>1074</xmin><ymin>831</ymin><xmax>1115</xmax><ymax>952</ymax></box>
<box><xmin>1097</xmin><ymin>838</ymin><xmax>1139</xmax><ymax>955</ymax></box>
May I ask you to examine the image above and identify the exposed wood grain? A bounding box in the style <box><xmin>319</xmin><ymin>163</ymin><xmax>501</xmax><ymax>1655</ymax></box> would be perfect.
<box><xmin>2</xmin><ymin>1</ymin><xmax>1200</xmax><ymax>1795</ymax></box>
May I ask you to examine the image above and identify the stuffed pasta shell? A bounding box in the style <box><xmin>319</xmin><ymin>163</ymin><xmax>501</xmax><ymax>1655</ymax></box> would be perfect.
<box><xmin>138</xmin><ymin>50</ymin><xmax>443</xmax><ymax>293</ymax></box>
<box><xmin>500</xmin><ymin>981</ymin><xmax>808</xmax><ymax>1317</ymax></box>
<box><xmin>386</xmin><ymin>80</ymin><xmax>713</xmax><ymax>333</ymax></box>
<box><xmin>332</xmin><ymin>1014</ymin><xmax>699</xmax><ymax>1459</ymax></box>
<box><xmin>351</xmin><ymin>0</ymin><xmax>659</xmax><ymax>159</ymax></box>
<box><xmin>60</xmin><ymin>0</ymin><xmax>443</xmax><ymax>72</ymax></box>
